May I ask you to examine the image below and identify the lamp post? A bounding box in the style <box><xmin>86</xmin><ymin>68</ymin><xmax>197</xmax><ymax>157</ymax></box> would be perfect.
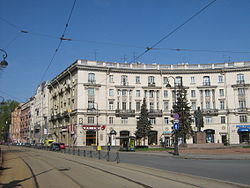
<box><xmin>0</xmin><ymin>49</ymin><xmax>8</xmax><ymax>68</ymax></box>
<box><xmin>165</xmin><ymin>76</ymin><xmax>179</xmax><ymax>156</ymax></box>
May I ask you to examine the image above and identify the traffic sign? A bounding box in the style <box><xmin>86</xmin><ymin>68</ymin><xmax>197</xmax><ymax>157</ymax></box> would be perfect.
<box><xmin>174</xmin><ymin>119</ymin><xmax>179</xmax><ymax>123</ymax></box>
<box><xmin>173</xmin><ymin>113</ymin><xmax>180</xmax><ymax>120</ymax></box>
<box><xmin>173</xmin><ymin>123</ymin><xmax>180</xmax><ymax>130</ymax></box>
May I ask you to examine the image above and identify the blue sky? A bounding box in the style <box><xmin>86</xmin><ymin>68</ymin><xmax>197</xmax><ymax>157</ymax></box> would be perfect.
<box><xmin>0</xmin><ymin>0</ymin><xmax>250</xmax><ymax>102</ymax></box>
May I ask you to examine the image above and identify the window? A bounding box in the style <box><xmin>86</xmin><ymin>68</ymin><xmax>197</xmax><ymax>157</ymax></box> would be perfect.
<box><xmin>164</xmin><ymin>117</ymin><xmax>169</xmax><ymax>125</ymax></box>
<box><xmin>109</xmin><ymin>117</ymin><xmax>114</xmax><ymax>124</ymax></box>
<box><xmin>163</xmin><ymin>101</ymin><xmax>169</xmax><ymax>112</ymax></box>
<box><xmin>136</xmin><ymin>102</ymin><xmax>141</xmax><ymax>111</ymax></box>
<box><xmin>148</xmin><ymin>76</ymin><xmax>155</xmax><ymax>85</ymax></box>
<box><xmin>238</xmin><ymin>88</ymin><xmax>245</xmax><ymax>96</ymax></box>
<box><xmin>149</xmin><ymin>118</ymin><xmax>156</xmax><ymax>125</ymax></box>
<box><xmin>88</xmin><ymin>117</ymin><xmax>94</xmax><ymax>124</ymax></box>
<box><xmin>121</xmin><ymin>117</ymin><xmax>128</xmax><ymax>124</ymax></box>
<box><xmin>205</xmin><ymin>101</ymin><xmax>211</xmax><ymax>109</ymax></box>
<box><xmin>203</xmin><ymin>76</ymin><xmax>210</xmax><ymax>86</ymax></box>
<box><xmin>136</xmin><ymin>76</ymin><xmax>140</xmax><ymax>84</ymax></box>
<box><xmin>191</xmin><ymin>101</ymin><xmax>196</xmax><ymax>111</ymax></box>
<box><xmin>220</xmin><ymin>100</ymin><xmax>225</xmax><ymax>110</ymax></box>
<box><xmin>121</xmin><ymin>75</ymin><xmax>128</xmax><ymax>86</ymax></box>
<box><xmin>109</xmin><ymin>75</ymin><xmax>113</xmax><ymax>83</ymax></box>
<box><xmin>149</xmin><ymin>102</ymin><xmax>154</xmax><ymax>111</ymax></box>
<box><xmin>136</xmin><ymin>90</ymin><xmax>140</xmax><ymax>97</ymax></box>
<box><xmin>122</xmin><ymin>102</ymin><xmax>127</xmax><ymax>110</ymax></box>
<box><xmin>164</xmin><ymin>90</ymin><xmax>168</xmax><ymax>98</ymax></box>
<box><xmin>109</xmin><ymin>101</ymin><xmax>114</xmax><ymax>110</ymax></box>
<box><xmin>240</xmin><ymin>115</ymin><xmax>247</xmax><ymax>123</ymax></box>
<box><xmin>191</xmin><ymin>90</ymin><xmax>196</xmax><ymax>97</ymax></box>
<box><xmin>237</xmin><ymin>74</ymin><xmax>244</xmax><ymax>84</ymax></box>
<box><xmin>88</xmin><ymin>101</ymin><xmax>94</xmax><ymax>110</ymax></box>
<box><xmin>109</xmin><ymin>89</ymin><xmax>114</xmax><ymax>96</ymax></box>
<box><xmin>121</xmin><ymin>90</ymin><xmax>127</xmax><ymax>96</ymax></box>
<box><xmin>239</xmin><ymin>100</ymin><xmax>246</xmax><ymax>109</ymax></box>
<box><xmin>205</xmin><ymin>117</ymin><xmax>212</xmax><ymax>124</ymax></box>
<box><xmin>163</xmin><ymin>77</ymin><xmax>168</xmax><ymax>84</ymax></box>
<box><xmin>175</xmin><ymin>77</ymin><xmax>182</xmax><ymax>86</ymax></box>
<box><xmin>149</xmin><ymin>90</ymin><xmax>154</xmax><ymax>98</ymax></box>
<box><xmin>88</xmin><ymin>73</ymin><xmax>95</xmax><ymax>83</ymax></box>
<box><xmin>205</xmin><ymin>90</ymin><xmax>210</xmax><ymax>97</ymax></box>
<box><xmin>219</xmin><ymin>89</ymin><xmax>224</xmax><ymax>97</ymax></box>
<box><xmin>190</xmin><ymin>76</ymin><xmax>195</xmax><ymax>84</ymax></box>
<box><xmin>221</xmin><ymin>116</ymin><xmax>226</xmax><ymax>124</ymax></box>
<box><xmin>218</xmin><ymin>75</ymin><xmax>224</xmax><ymax>83</ymax></box>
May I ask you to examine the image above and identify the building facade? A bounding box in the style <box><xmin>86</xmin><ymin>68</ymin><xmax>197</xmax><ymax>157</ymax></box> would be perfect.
<box><xmin>20</xmin><ymin>100</ymin><xmax>32</xmax><ymax>143</ymax></box>
<box><xmin>10</xmin><ymin>105</ymin><xmax>22</xmax><ymax>143</ymax></box>
<box><xmin>47</xmin><ymin>60</ymin><xmax>250</xmax><ymax>147</ymax></box>
<box><xmin>30</xmin><ymin>82</ymin><xmax>49</xmax><ymax>143</ymax></box>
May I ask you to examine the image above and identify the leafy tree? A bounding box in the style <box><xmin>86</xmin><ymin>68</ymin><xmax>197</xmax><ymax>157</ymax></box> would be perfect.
<box><xmin>0</xmin><ymin>100</ymin><xmax>19</xmax><ymax>142</ymax></box>
<box><xmin>172</xmin><ymin>87</ymin><xmax>193</xmax><ymax>143</ymax></box>
<box><xmin>135</xmin><ymin>98</ymin><xmax>152</xmax><ymax>145</ymax></box>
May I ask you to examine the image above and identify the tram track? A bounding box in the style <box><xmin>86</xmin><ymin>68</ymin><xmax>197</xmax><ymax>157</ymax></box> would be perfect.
<box><xmin>26</xmin><ymin>149</ymin><xmax>202</xmax><ymax>188</ymax></box>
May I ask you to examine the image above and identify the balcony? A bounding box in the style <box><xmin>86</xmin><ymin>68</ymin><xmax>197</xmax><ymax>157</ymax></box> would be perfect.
<box><xmin>237</xmin><ymin>108</ymin><xmax>248</xmax><ymax>113</ymax></box>
<box><xmin>148</xmin><ymin>82</ymin><xmax>156</xmax><ymax>87</ymax></box>
<box><xmin>115</xmin><ymin>109</ymin><xmax>135</xmax><ymax>117</ymax></box>
<box><xmin>148</xmin><ymin>109</ymin><xmax>163</xmax><ymax>117</ymax></box>
<box><xmin>202</xmin><ymin>109</ymin><xmax>218</xmax><ymax>116</ymax></box>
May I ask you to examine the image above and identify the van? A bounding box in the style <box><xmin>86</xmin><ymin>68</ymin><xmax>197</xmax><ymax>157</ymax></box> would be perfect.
<box><xmin>44</xmin><ymin>140</ymin><xmax>55</xmax><ymax>147</ymax></box>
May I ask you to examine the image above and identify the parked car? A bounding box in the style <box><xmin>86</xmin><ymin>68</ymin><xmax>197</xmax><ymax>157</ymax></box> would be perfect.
<box><xmin>24</xmin><ymin>143</ymin><xmax>31</xmax><ymax>147</ymax></box>
<box><xmin>50</xmin><ymin>143</ymin><xmax>61</xmax><ymax>151</ymax></box>
<box><xmin>44</xmin><ymin>139</ymin><xmax>55</xmax><ymax>147</ymax></box>
<box><xmin>59</xmin><ymin>143</ymin><xmax>65</xmax><ymax>150</ymax></box>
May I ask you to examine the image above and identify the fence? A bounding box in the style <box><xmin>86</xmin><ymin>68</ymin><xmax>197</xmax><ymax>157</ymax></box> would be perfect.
<box><xmin>36</xmin><ymin>146</ymin><xmax>120</xmax><ymax>163</ymax></box>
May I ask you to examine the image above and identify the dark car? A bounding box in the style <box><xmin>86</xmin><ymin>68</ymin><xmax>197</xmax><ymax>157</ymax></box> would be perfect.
<box><xmin>59</xmin><ymin>143</ymin><xmax>65</xmax><ymax>150</ymax></box>
<box><xmin>50</xmin><ymin>143</ymin><xmax>61</xmax><ymax>151</ymax></box>
<box><xmin>24</xmin><ymin>143</ymin><xmax>31</xmax><ymax>147</ymax></box>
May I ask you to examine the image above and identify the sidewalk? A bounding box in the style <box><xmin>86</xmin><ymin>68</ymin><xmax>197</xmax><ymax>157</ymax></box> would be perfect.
<box><xmin>134</xmin><ymin>147</ymin><xmax>250</xmax><ymax>160</ymax></box>
<box><xmin>0</xmin><ymin>149</ymin><xmax>35</xmax><ymax>188</ymax></box>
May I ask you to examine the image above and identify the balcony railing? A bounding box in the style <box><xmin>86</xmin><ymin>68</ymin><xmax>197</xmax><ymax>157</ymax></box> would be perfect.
<box><xmin>148</xmin><ymin>83</ymin><xmax>156</xmax><ymax>87</ymax></box>
<box><xmin>237</xmin><ymin>80</ymin><xmax>245</xmax><ymax>84</ymax></box>
<box><xmin>115</xmin><ymin>109</ymin><xmax>135</xmax><ymax>117</ymax></box>
<box><xmin>148</xmin><ymin>109</ymin><xmax>163</xmax><ymax>117</ymax></box>
<box><xmin>202</xmin><ymin>109</ymin><xmax>218</xmax><ymax>116</ymax></box>
<box><xmin>203</xmin><ymin>82</ymin><xmax>211</xmax><ymax>86</ymax></box>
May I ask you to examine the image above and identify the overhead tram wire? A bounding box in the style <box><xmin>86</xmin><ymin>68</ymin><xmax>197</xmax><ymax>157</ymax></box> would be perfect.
<box><xmin>152</xmin><ymin>48</ymin><xmax>250</xmax><ymax>54</ymax></box>
<box><xmin>131</xmin><ymin>0</ymin><xmax>217</xmax><ymax>63</ymax></box>
<box><xmin>0</xmin><ymin>89</ymin><xmax>25</xmax><ymax>102</ymax></box>
<box><xmin>40</xmin><ymin>0</ymin><xmax>77</xmax><ymax>82</ymax></box>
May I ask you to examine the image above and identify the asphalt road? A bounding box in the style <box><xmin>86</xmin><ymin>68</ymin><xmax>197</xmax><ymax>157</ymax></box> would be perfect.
<box><xmin>119</xmin><ymin>152</ymin><xmax>250</xmax><ymax>186</ymax></box>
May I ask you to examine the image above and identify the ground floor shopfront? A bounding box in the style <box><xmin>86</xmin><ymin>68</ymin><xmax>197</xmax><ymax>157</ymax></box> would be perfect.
<box><xmin>47</xmin><ymin>122</ymin><xmax>250</xmax><ymax>147</ymax></box>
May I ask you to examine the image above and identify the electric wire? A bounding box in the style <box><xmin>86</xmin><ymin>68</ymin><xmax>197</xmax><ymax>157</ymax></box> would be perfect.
<box><xmin>0</xmin><ymin>89</ymin><xmax>25</xmax><ymax>102</ymax></box>
<box><xmin>40</xmin><ymin>0</ymin><xmax>77</xmax><ymax>82</ymax></box>
<box><xmin>132</xmin><ymin>0</ymin><xmax>217</xmax><ymax>62</ymax></box>
<box><xmin>152</xmin><ymin>48</ymin><xmax>250</xmax><ymax>54</ymax></box>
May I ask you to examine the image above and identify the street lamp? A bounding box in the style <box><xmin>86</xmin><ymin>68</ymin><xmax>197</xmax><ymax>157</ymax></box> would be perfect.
<box><xmin>0</xmin><ymin>49</ymin><xmax>8</xmax><ymax>68</ymax></box>
<box><xmin>165</xmin><ymin>76</ymin><xmax>179</xmax><ymax>156</ymax></box>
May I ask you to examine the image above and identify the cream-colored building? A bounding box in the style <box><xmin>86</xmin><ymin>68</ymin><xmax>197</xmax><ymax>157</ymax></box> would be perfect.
<box><xmin>48</xmin><ymin>60</ymin><xmax>250</xmax><ymax>147</ymax></box>
<box><xmin>30</xmin><ymin>81</ymin><xmax>49</xmax><ymax>143</ymax></box>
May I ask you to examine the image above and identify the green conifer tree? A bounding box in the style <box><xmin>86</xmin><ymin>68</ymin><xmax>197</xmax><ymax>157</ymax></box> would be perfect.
<box><xmin>135</xmin><ymin>98</ymin><xmax>152</xmax><ymax>145</ymax></box>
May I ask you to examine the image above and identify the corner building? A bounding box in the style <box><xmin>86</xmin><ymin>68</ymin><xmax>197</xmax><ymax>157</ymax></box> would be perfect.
<box><xmin>48</xmin><ymin>60</ymin><xmax>250</xmax><ymax>146</ymax></box>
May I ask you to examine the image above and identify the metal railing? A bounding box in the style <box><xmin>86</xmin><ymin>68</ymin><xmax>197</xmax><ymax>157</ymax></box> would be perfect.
<box><xmin>35</xmin><ymin>146</ymin><xmax>120</xmax><ymax>163</ymax></box>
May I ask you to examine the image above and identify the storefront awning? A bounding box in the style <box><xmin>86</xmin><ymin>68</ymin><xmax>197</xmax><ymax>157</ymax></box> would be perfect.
<box><xmin>237</xmin><ymin>128</ymin><xmax>250</xmax><ymax>133</ymax></box>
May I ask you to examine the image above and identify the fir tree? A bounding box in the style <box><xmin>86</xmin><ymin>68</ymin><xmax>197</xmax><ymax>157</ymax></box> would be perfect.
<box><xmin>135</xmin><ymin>98</ymin><xmax>152</xmax><ymax>145</ymax></box>
<box><xmin>172</xmin><ymin>87</ymin><xmax>193</xmax><ymax>143</ymax></box>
